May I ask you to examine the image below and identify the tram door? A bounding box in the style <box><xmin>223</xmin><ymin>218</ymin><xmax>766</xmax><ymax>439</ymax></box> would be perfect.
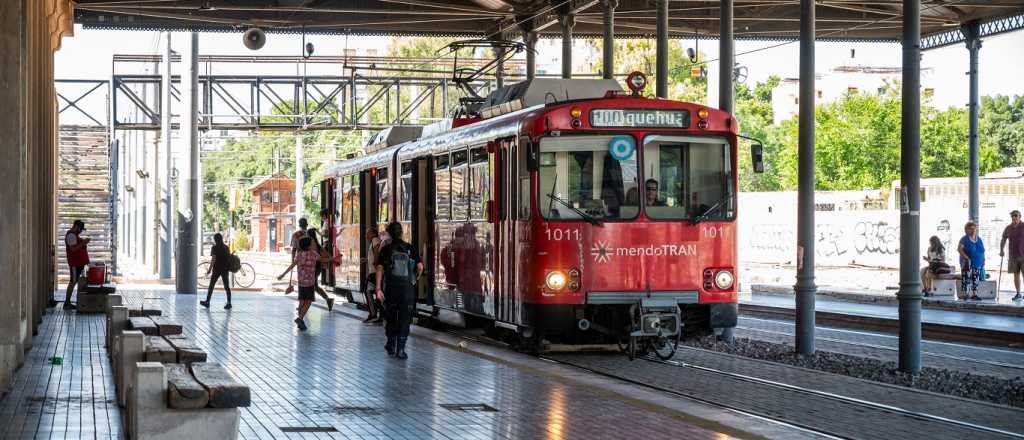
<box><xmin>357</xmin><ymin>169</ymin><xmax>374</xmax><ymax>295</ymax></box>
<box><xmin>319</xmin><ymin>178</ymin><xmax>337</xmax><ymax>287</ymax></box>
<box><xmin>495</xmin><ymin>138</ymin><xmax>519</xmax><ymax>324</ymax></box>
<box><xmin>411</xmin><ymin>158</ymin><xmax>435</xmax><ymax>305</ymax></box>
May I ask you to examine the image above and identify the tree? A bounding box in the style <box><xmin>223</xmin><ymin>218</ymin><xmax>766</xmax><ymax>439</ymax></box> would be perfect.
<box><xmin>588</xmin><ymin>39</ymin><xmax>707</xmax><ymax>103</ymax></box>
<box><xmin>736</xmin><ymin>76</ymin><xmax>782</xmax><ymax>191</ymax></box>
<box><xmin>980</xmin><ymin>95</ymin><xmax>1024</xmax><ymax>168</ymax></box>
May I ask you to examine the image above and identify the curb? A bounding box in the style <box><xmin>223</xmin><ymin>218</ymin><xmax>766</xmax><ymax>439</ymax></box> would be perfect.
<box><xmin>751</xmin><ymin>283</ymin><xmax>1024</xmax><ymax>318</ymax></box>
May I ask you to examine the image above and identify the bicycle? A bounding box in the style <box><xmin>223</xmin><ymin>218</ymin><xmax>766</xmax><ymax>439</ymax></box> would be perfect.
<box><xmin>197</xmin><ymin>261</ymin><xmax>256</xmax><ymax>289</ymax></box>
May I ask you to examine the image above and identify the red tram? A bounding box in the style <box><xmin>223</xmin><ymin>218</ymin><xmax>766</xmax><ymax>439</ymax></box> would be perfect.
<box><xmin>318</xmin><ymin>73</ymin><xmax>760</xmax><ymax>358</ymax></box>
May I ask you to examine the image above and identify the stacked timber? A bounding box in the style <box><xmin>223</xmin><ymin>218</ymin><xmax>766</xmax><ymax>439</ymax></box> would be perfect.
<box><xmin>56</xmin><ymin>125</ymin><xmax>113</xmax><ymax>280</ymax></box>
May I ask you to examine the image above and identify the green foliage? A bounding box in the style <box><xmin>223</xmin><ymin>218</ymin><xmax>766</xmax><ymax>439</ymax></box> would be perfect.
<box><xmin>750</xmin><ymin>88</ymin><xmax>1011</xmax><ymax>192</ymax></box>
<box><xmin>232</xmin><ymin>228</ymin><xmax>250</xmax><ymax>251</ymax></box>
<box><xmin>980</xmin><ymin>95</ymin><xmax>1024</xmax><ymax>168</ymax></box>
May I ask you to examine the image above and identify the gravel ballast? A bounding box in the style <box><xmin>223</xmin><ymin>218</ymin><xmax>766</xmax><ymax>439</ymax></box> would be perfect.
<box><xmin>684</xmin><ymin>336</ymin><xmax>1024</xmax><ymax>408</ymax></box>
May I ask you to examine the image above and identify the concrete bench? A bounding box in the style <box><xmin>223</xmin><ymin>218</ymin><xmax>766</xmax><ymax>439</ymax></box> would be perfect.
<box><xmin>127</xmin><ymin>362</ymin><xmax>248</xmax><ymax>440</ymax></box>
<box><xmin>78</xmin><ymin>283</ymin><xmax>117</xmax><ymax>313</ymax></box>
<box><xmin>116</xmin><ymin>331</ymin><xmax>208</xmax><ymax>407</ymax></box>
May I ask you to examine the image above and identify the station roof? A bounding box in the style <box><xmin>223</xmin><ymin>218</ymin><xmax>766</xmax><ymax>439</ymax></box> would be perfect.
<box><xmin>74</xmin><ymin>1</ymin><xmax>1024</xmax><ymax>49</ymax></box>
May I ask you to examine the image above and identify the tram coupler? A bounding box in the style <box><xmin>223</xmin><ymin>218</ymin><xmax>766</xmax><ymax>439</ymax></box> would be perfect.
<box><xmin>630</xmin><ymin>298</ymin><xmax>681</xmax><ymax>338</ymax></box>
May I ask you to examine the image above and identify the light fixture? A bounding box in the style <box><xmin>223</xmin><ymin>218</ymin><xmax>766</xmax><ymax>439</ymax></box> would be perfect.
<box><xmin>545</xmin><ymin>271</ymin><xmax>568</xmax><ymax>291</ymax></box>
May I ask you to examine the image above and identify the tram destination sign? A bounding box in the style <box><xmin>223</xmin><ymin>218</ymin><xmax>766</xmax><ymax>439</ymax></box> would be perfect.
<box><xmin>590</xmin><ymin>109</ymin><xmax>690</xmax><ymax>128</ymax></box>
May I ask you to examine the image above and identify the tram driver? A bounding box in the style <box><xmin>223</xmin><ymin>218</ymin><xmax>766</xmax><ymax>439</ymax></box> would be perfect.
<box><xmin>645</xmin><ymin>179</ymin><xmax>666</xmax><ymax>207</ymax></box>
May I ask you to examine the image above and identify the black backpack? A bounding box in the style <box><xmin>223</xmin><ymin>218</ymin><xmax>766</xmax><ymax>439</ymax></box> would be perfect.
<box><xmin>227</xmin><ymin>253</ymin><xmax>242</xmax><ymax>273</ymax></box>
<box><xmin>387</xmin><ymin>243</ymin><xmax>417</xmax><ymax>286</ymax></box>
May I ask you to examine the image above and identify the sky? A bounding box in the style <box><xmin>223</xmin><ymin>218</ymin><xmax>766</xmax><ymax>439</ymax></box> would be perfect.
<box><xmin>55</xmin><ymin>24</ymin><xmax>1024</xmax><ymax>113</ymax></box>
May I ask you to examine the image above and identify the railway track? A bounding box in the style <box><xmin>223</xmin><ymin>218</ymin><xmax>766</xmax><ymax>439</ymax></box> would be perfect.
<box><xmin>443</xmin><ymin>328</ymin><xmax>1023</xmax><ymax>440</ymax></box>
<box><xmin>739</xmin><ymin>303</ymin><xmax>1021</xmax><ymax>348</ymax></box>
<box><xmin>734</xmin><ymin>321</ymin><xmax>1024</xmax><ymax>371</ymax></box>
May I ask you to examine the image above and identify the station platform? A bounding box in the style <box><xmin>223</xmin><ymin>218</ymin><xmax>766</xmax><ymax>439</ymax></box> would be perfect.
<box><xmin>0</xmin><ymin>287</ymin><xmax>814</xmax><ymax>440</ymax></box>
<box><xmin>740</xmin><ymin>291</ymin><xmax>1024</xmax><ymax>347</ymax></box>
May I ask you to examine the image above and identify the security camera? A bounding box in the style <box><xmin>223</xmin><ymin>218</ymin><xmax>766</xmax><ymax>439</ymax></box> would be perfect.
<box><xmin>686</xmin><ymin>47</ymin><xmax>697</xmax><ymax>63</ymax></box>
<box><xmin>243</xmin><ymin>27</ymin><xmax>266</xmax><ymax>50</ymax></box>
<box><xmin>304</xmin><ymin>42</ymin><xmax>315</xmax><ymax>58</ymax></box>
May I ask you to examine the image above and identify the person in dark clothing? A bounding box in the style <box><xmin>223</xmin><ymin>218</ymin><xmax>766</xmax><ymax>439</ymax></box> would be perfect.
<box><xmin>375</xmin><ymin>222</ymin><xmax>423</xmax><ymax>360</ymax></box>
<box><xmin>999</xmin><ymin>210</ymin><xmax>1024</xmax><ymax>301</ymax></box>
<box><xmin>201</xmin><ymin>233</ymin><xmax>233</xmax><ymax>309</ymax></box>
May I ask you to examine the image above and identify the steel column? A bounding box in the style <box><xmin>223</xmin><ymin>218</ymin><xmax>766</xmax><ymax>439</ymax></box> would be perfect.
<box><xmin>525</xmin><ymin>32</ymin><xmax>538</xmax><ymax>80</ymax></box>
<box><xmin>719</xmin><ymin>0</ymin><xmax>735</xmax><ymax>113</ymax></box>
<box><xmin>964</xmin><ymin>21</ymin><xmax>982</xmax><ymax>223</ymax></box>
<box><xmin>295</xmin><ymin>133</ymin><xmax>305</xmax><ymax>222</ymax></box>
<box><xmin>560</xmin><ymin>14</ymin><xmax>575</xmax><ymax>79</ymax></box>
<box><xmin>159</xmin><ymin>32</ymin><xmax>173</xmax><ymax>279</ymax></box>
<box><xmin>794</xmin><ymin>0</ymin><xmax>816</xmax><ymax>355</ymax></box>
<box><xmin>494</xmin><ymin>44</ymin><xmax>506</xmax><ymax>89</ymax></box>
<box><xmin>656</xmin><ymin>0</ymin><xmax>669</xmax><ymax>98</ymax></box>
<box><xmin>898</xmin><ymin>0</ymin><xmax>923</xmax><ymax>374</ymax></box>
<box><xmin>602</xmin><ymin>0</ymin><xmax>616</xmax><ymax>80</ymax></box>
<box><xmin>175</xmin><ymin>33</ymin><xmax>199</xmax><ymax>295</ymax></box>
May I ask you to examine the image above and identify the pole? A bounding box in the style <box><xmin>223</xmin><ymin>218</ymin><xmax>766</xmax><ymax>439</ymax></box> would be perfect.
<box><xmin>525</xmin><ymin>31</ymin><xmax>538</xmax><ymax>81</ymax></box>
<box><xmin>602</xmin><ymin>0</ymin><xmax>616</xmax><ymax>80</ymax></box>
<box><xmin>494</xmin><ymin>43</ymin><xmax>506</xmax><ymax>89</ymax></box>
<box><xmin>175</xmin><ymin>32</ymin><xmax>199</xmax><ymax>295</ymax></box>
<box><xmin>295</xmin><ymin>133</ymin><xmax>305</xmax><ymax>224</ymax></box>
<box><xmin>159</xmin><ymin>32</ymin><xmax>173</xmax><ymax>280</ymax></box>
<box><xmin>964</xmin><ymin>21</ymin><xmax>982</xmax><ymax>224</ymax></box>
<box><xmin>719</xmin><ymin>0</ymin><xmax>735</xmax><ymax>113</ymax></box>
<box><xmin>794</xmin><ymin>0</ymin><xmax>816</xmax><ymax>355</ymax></box>
<box><xmin>898</xmin><ymin>0</ymin><xmax>923</xmax><ymax>374</ymax></box>
<box><xmin>656</xmin><ymin>0</ymin><xmax>669</xmax><ymax>98</ymax></box>
<box><xmin>560</xmin><ymin>13</ymin><xmax>575</xmax><ymax>79</ymax></box>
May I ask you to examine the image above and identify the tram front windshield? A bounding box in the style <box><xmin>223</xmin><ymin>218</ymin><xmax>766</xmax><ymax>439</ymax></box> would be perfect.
<box><xmin>538</xmin><ymin>134</ymin><xmax>734</xmax><ymax>222</ymax></box>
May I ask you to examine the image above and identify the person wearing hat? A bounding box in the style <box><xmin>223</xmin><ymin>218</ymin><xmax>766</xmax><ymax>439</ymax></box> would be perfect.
<box><xmin>63</xmin><ymin>220</ymin><xmax>91</xmax><ymax>310</ymax></box>
<box><xmin>999</xmin><ymin>210</ymin><xmax>1024</xmax><ymax>301</ymax></box>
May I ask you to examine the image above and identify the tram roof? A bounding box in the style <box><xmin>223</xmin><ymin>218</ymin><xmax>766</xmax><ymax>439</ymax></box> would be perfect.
<box><xmin>324</xmin><ymin>143</ymin><xmax>400</xmax><ymax>178</ymax></box>
<box><xmin>73</xmin><ymin>1</ymin><xmax>1024</xmax><ymax>48</ymax></box>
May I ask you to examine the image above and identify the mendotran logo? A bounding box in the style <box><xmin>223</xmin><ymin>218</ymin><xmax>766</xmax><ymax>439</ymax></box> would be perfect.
<box><xmin>591</xmin><ymin>241</ymin><xmax>698</xmax><ymax>263</ymax></box>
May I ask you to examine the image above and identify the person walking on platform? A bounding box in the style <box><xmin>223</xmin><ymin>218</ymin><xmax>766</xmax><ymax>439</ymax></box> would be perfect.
<box><xmin>958</xmin><ymin>221</ymin><xmax>986</xmax><ymax>301</ymax></box>
<box><xmin>364</xmin><ymin>227</ymin><xmax>384</xmax><ymax>323</ymax></box>
<box><xmin>278</xmin><ymin>237</ymin><xmax>339</xmax><ymax>331</ymax></box>
<box><xmin>200</xmin><ymin>233</ymin><xmax>233</xmax><ymax>310</ymax></box>
<box><xmin>306</xmin><ymin>228</ymin><xmax>335</xmax><ymax>311</ymax></box>
<box><xmin>63</xmin><ymin>220</ymin><xmax>90</xmax><ymax>310</ymax></box>
<box><xmin>375</xmin><ymin>222</ymin><xmax>423</xmax><ymax>360</ymax></box>
<box><xmin>999</xmin><ymin>210</ymin><xmax>1024</xmax><ymax>301</ymax></box>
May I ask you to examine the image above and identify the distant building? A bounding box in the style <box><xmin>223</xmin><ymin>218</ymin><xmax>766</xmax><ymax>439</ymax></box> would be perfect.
<box><xmin>248</xmin><ymin>173</ymin><xmax>297</xmax><ymax>253</ymax></box>
<box><xmin>771</xmin><ymin>65</ymin><xmax>936</xmax><ymax>125</ymax></box>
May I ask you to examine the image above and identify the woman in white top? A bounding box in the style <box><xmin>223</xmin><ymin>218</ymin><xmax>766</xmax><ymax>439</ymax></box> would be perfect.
<box><xmin>921</xmin><ymin>235</ymin><xmax>949</xmax><ymax>294</ymax></box>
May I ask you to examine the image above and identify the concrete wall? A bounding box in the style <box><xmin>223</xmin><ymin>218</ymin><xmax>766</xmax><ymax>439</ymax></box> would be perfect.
<box><xmin>0</xmin><ymin>0</ymin><xmax>74</xmax><ymax>394</ymax></box>
<box><xmin>739</xmin><ymin>192</ymin><xmax>1016</xmax><ymax>271</ymax></box>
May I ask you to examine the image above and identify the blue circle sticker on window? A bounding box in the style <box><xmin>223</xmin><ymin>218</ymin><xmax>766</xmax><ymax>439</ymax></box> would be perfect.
<box><xmin>608</xmin><ymin>136</ymin><xmax>636</xmax><ymax>161</ymax></box>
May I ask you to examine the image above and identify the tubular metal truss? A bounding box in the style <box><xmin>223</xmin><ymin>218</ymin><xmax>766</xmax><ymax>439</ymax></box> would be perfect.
<box><xmin>108</xmin><ymin>74</ymin><xmax>495</xmax><ymax>131</ymax></box>
<box><xmin>56</xmin><ymin>79</ymin><xmax>109</xmax><ymax>127</ymax></box>
<box><xmin>921</xmin><ymin>13</ymin><xmax>1024</xmax><ymax>51</ymax></box>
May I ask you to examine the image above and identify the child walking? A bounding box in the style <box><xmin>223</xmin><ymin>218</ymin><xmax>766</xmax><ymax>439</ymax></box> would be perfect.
<box><xmin>278</xmin><ymin>237</ymin><xmax>338</xmax><ymax>330</ymax></box>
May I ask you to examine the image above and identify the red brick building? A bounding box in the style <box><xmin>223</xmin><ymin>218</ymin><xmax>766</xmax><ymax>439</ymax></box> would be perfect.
<box><xmin>248</xmin><ymin>173</ymin><xmax>296</xmax><ymax>252</ymax></box>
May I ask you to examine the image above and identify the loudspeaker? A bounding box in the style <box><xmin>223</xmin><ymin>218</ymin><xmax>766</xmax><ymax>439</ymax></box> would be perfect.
<box><xmin>243</xmin><ymin>28</ymin><xmax>266</xmax><ymax>50</ymax></box>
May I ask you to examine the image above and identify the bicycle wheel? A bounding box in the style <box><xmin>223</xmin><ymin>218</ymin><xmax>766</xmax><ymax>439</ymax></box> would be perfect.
<box><xmin>234</xmin><ymin>263</ymin><xmax>256</xmax><ymax>288</ymax></box>
<box><xmin>197</xmin><ymin>262</ymin><xmax>212</xmax><ymax>288</ymax></box>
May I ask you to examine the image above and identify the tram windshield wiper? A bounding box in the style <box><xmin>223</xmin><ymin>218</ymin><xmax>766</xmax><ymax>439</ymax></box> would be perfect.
<box><xmin>690</xmin><ymin>193</ymin><xmax>732</xmax><ymax>225</ymax></box>
<box><xmin>546</xmin><ymin>193</ymin><xmax>603</xmax><ymax>226</ymax></box>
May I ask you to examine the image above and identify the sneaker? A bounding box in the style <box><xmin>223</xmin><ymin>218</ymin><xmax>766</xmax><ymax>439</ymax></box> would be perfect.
<box><xmin>969</xmin><ymin>294</ymin><xmax>982</xmax><ymax>301</ymax></box>
<box><xmin>327</xmin><ymin>298</ymin><xmax>335</xmax><ymax>312</ymax></box>
<box><xmin>224</xmin><ymin>303</ymin><xmax>232</xmax><ymax>310</ymax></box>
<box><xmin>62</xmin><ymin>303</ymin><xmax>77</xmax><ymax>310</ymax></box>
<box><xmin>199</xmin><ymin>300</ymin><xmax>210</xmax><ymax>308</ymax></box>
<box><xmin>363</xmin><ymin>314</ymin><xmax>376</xmax><ymax>323</ymax></box>
<box><xmin>1013</xmin><ymin>294</ymin><xmax>1022</xmax><ymax>301</ymax></box>
<box><xmin>294</xmin><ymin>318</ymin><xmax>307</xmax><ymax>331</ymax></box>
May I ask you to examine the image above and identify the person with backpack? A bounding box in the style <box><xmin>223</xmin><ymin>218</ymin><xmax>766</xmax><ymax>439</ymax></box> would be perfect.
<box><xmin>201</xmin><ymin>233</ymin><xmax>233</xmax><ymax>310</ymax></box>
<box><xmin>375</xmin><ymin>222</ymin><xmax>423</xmax><ymax>360</ymax></box>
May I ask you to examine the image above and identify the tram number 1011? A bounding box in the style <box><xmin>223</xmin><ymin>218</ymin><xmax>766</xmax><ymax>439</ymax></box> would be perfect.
<box><xmin>545</xmin><ymin>227</ymin><xmax>582</xmax><ymax>242</ymax></box>
<box><xmin>702</xmin><ymin>225</ymin><xmax>728</xmax><ymax>239</ymax></box>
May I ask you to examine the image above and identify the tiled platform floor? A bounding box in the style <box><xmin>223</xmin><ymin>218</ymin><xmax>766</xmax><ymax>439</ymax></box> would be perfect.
<box><xmin>1</xmin><ymin>289</ymin><xmax>738</xmax><ymax>440</ymax></box>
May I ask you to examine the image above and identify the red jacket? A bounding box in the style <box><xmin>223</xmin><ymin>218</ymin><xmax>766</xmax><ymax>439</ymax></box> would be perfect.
<box><xmin>65</xmin><ymin>230</ymin><xmax>90</xmax><ymax>267</ymax></box>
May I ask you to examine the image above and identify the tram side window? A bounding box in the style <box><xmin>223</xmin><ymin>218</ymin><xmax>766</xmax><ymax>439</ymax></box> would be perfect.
<box><xmin>435</xmin><ymin>155</ymin><xmax>451</xmax><ymax>221</ymax></box>
<box><xmin>451</xmin><ymin>150</ymin><xmax>469</xmax><ymax>222</ymax></box>
<box><xmin>338</xmin><ymin>177</ymin><xmax>349</xmax><ymax>225</ymax></box>
<box><xmin>469</xmin><ymin>147</ymin><xmax>489</xmax><ymax>220</ymax></box>
<box><xmin>377</xmin><ymin>167</ymin><xmax>389</xmax><ymax>224</ymax></box>
<box><xmin>518</xmin><ymin>140</ymin><xmax>530</xmax><ymax>220</ymax></box>
<box><xmin>400</xmin><ymin>161</ymin><xmax>413</xmax><ymax>222</ymax></box>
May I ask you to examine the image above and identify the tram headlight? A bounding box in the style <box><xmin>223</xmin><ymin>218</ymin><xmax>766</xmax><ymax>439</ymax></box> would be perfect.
<box><xmin>714</xmin><ymin>270</ymin><xmax>735</xmax><ymax>290</ymax></box>
<box><xmin>546</xmin><ymin>271</ymin><xmax>568</xmax><ymax>291</ymax></box>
